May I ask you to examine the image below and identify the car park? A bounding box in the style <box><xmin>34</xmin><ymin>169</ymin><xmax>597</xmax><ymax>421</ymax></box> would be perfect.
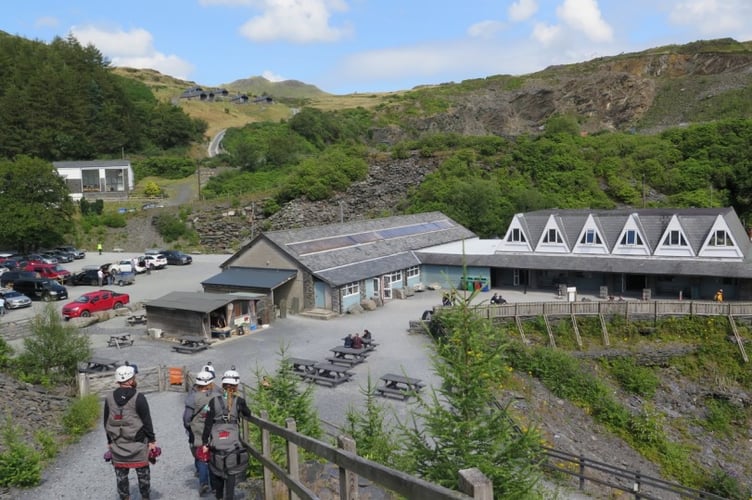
<box><xmin>160</xmin><ymin>250</ymin><xmax>192</xmax><ymax>265</ymax></box>
<box><xmin>12</xmin><ymin>278</ymin><xmax>68</xmax><ymax>301</ymax></box>
<box><xmin>62</xmin><ymin>289</ymin><xmax>130</xmax><ymax>319</ymax></box>
<box><xmin>0</xmin><ymin>288</ymin><xmax>32</xmax><ymax>309</ymax></box>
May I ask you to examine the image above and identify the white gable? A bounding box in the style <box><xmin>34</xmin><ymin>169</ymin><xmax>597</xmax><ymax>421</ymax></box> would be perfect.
<box><xmin>497</xmin><ymin>214</ymin><xmax>532</xmax><ymax>253</ymax></box>
<box><xmin>534</xmin><ymin>215</ymin><xmax>569</xmax><ymax>253</ymax></box>
<box><xmin>572</xmin><ymin>214</ymin><xmax>608</xmax><ymax>254</ymax></box>
<box><xmin>654</xmin><ymin>215</ymin><xmax>695</xmax><ymax>257</ymax></box>
<box><xmin>698</xmin><ymin>214</ymin><xmax>744</xmax><ymax>258</ymax></box>
<box><xmin>612</xmin><ymin>214</ymin><xmax>650</xmax><ymax>256</ymax></box>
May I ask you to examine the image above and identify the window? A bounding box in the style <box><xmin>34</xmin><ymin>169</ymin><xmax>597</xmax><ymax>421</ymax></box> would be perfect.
<box><xmin>664</xmin><ymin>230</ymin><xmax>687</xmax><ymax>246</ymax></box>
<box><xmin>389</xmin><ymin>271</ymin><xmax>403</xmax><ymax>282</ymax></box>
<box><xmin>343</xmin><ymin>282</ymin><xmax>359</xmax><ymax>297</ymax></box>
<box><xmin>543</xmin><ymin>229</ymin><xmax>562</xmax><ymax>243</ymax></box>
<box><xmin>507</xmin><ymin>228</ymin><xmax>526</xmax><ymax>243</ymax></box>
<box><xmin>709</xmin><ymin>230</ymin><xmax>733</xmax><ymax>246</ymax></box>
<box><xmin>406</xmin><ymin>266</ymin><xmax>420</xmax><ymax>278</ymax></box>
<box><xmin>580</xmin><ymin>229</ymin><xmax>601</xmax><ymax>244</ymax></box>
<box><xmin>620</xmin><ymin>230</ymin><xmax>643</xmax><ymax>246</ymax></box>
<box><xmin>82</xmin><ymin>169</ymin><xmax>100</xmax><ymax>192</ymax></box>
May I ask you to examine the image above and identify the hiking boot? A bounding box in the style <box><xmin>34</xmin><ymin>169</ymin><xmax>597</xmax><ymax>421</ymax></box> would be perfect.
<box><xmin>200</xmin><ymin>483</ymin><xmax>211</xmax><ymax>495</ymax></box>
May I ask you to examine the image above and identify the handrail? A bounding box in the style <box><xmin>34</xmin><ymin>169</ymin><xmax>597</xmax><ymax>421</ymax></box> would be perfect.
<box><xmin>239</xmin><ymin>410</ymin><xmax>489</xmax><ymax>499</ymax></box>
<box><xmin>490</xmin><ymin>402</ymin><xmax>725</xmax><ymax>500</ymax></box>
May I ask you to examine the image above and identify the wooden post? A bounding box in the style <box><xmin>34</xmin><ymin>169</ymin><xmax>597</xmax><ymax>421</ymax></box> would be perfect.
<box><xmin>579</xmin><ymin>454</ymin><xmax>586</xmax><ymax>490</ymax></box>
<box><xmin>338</xmin><ymin>435</ymin><xmax>358</xmax><ymax>500</ymax></box>
<box><xmin>77</xmin><ymin>372</ymin><xmax>88</xmax><ymax>398</ymax></box>
<box><xmin>286</xmin><ymin>418</ymin><xmax>299</xmax><ymax>500</ymax></box>
<box><xmin>458</xmin><ymin>467</ymin><xmax>493</xmax><ymax>499</ymax></box>
<box><xmin>260</xmin><ymin>410</ymin><xmax>273</xmax><ymax>500</ymax></box>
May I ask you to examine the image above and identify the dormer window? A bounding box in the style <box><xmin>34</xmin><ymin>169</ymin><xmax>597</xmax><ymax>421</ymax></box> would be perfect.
<box><xmin>543</xmin><ymin>229</ymin><xmax>562</xmax><ymax>243</ymax></box>
<box><xmin>508</xmin><ymin>228</ymin><xmax>526</xmax><ymax>243</ymax></box>
<box><xmin>580</xmin><ymin>229</ymin><xmax>602</xmax><ymax>245</ymax></box>
<box><xmin>620</xmin><ymin>230</ymin><xmax>643</xmax><ymax>246</ymax></box>
<box><xmin>709</xmin><ymin>230</ymin><xmax>733</xmax><ymax>246</ymax></box>
<box><xmin>664</xmin><ymin>230</ymin><xmax>687</xmax><ymax>246</ymax></box>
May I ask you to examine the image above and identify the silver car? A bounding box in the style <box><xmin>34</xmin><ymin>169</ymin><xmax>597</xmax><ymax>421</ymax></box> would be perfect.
<box><xmin>0</xmin><ymin>288</ymin><xmax>32</xmax><ymax>309</ymax></box>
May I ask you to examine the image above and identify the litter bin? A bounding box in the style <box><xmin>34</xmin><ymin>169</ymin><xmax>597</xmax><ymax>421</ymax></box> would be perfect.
<box><xmin>566</xmin><ymin>287</ymin><xmax>577</xmax><ymax>302</ymax></box>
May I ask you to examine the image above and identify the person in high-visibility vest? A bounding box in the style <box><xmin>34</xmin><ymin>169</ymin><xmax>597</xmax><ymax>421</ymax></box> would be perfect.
<box><xmin>97</xmin><ymin>242</ymin><xmax>103</xmax><ymax>255</ymax></box>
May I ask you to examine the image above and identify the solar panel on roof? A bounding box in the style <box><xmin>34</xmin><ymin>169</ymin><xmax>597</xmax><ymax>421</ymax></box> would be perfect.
<box><xmin>288</xmin><ymin>219</ymin><xmax>454</xmax><ymax>255</ymax></box>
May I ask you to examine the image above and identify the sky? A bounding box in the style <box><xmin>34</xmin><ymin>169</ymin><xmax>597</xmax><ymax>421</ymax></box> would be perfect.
<box><xmin>4</xmin><ymin>1</ymin><xmax>752</xmax><ymax>95</ymax></box>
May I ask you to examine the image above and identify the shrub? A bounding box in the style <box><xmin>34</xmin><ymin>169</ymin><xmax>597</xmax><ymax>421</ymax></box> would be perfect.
<box><xmin>604</xmin><ymin>357</ymin><xmax>659</xmax><ymax>397</ymax></box>
<box><xmin>62</xmin><ymin>395</ymin><xmax>101</xmax><ymax>439</ymax></box>
<box><xmin>102</xmin><ymin>213</ymin><xmax>127</xmax><ymax>228</ymax></box>
<box><xmin>345</xmin><ymin>376</ymin><xmax>399</xmax><ymax>466</ymax></box>
<box><xmin>0</xmin><ymin>418</ymin><xmax>42</xmax><ymax>487</ymax></box>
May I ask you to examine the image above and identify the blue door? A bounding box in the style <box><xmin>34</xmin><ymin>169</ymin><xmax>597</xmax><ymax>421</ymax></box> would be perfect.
<box><xmin>314</xmin><ymin>281</ymin><xmax>326</xmax><ymax>308</ymax></box>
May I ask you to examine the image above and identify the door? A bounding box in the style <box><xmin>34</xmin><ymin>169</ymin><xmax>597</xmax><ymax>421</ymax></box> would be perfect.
<box><xmin>372</xmin><ymin>278</ymin><xmax>381</xmax><ymax>300</ymax></box>
<box><xmin>314</xmin><ymin>281</ymin><xmax>327</xmax><ymax>308</ymax></box>
<box><xmin>513</xmin><ymin>269</ymin><xmax>520</xmax><ymax>287</ymax></box>
<box><xmin>383</xmin><ymin>275</ymin><xmax>393</xmax><ymax>299</ymax></box>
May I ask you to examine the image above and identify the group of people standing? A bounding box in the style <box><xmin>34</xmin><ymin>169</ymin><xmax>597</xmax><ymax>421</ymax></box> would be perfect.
<box><xmin>103</xmin><ymin>361</ymin><xmax>253</xmax><ymax>500</ymax></box>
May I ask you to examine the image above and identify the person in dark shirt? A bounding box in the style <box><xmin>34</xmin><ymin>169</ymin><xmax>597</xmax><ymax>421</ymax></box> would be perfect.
<box><xmin>351</xmin><ymin>333</ymin><xmax>363</xmax><ymax>349</ymax></box>
<box><xmin>343</xmin><ymin>334</ymin><xmax>353</xmax><ymax>347</ymax></box>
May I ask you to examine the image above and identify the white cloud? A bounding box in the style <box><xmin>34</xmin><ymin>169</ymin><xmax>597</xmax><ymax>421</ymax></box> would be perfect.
<box><xmin>669</xmin><ymin>0</ymin><xmax>752</xmax><ymax>36</ymax></box>
<box><xmin>237</xmin><ymin>0</ymin><xmax>351</xmax><ymax>43</ymax></box>
<box><xmin>532</xmin><ymin>22</ymin><xmax>562</xmax><ymax>45</ymax></box>
<box><xmin>70</xmin><ymin>25</ymin><xmax>194</xmax><ymax>80</ymax></box>
<box><xmin>261</xmin><ymin>70</ymin><xmax>285</xmax><ymax>82</ymax></box>
<box><xmin>467</xmin><ymin>20</ymin><xmax>505</xmax><ymax>40</ymax></box>
<box><xmin>34</xmin><ymin>16</ymin><xmax>59</xmax><ymax>29</ymax></box>
<box><xmin>508</xmin><ymin>0</ymin><xmax>539</xmax><ymax>22</ymax></box>
<box><xmin>556</xmin><ymin>0</ymin><xmax>613</xmax><ymax>42</ymax></box>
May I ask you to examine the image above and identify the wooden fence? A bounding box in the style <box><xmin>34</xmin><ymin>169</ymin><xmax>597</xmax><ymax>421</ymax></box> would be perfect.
<box><xmin>77</xmin><ymin>365</ymin><xmax>186</xmax><ymax>398</ymax></box>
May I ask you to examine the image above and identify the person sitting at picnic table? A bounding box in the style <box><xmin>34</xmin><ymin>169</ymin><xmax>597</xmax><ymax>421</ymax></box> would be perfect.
<box><xmin>363</xmin><ymin>329</ymin><xmax>373</xmax><ymax>342</ymax></box>
<box><xmin>343</xmin><ymin>334</ymin><xmax>353</xmax><ymax>348</ymax></box>
<box><xmin>351</xmin><ymin>333</ymin><xmax>363</xmax><ymax>349</ymax></box>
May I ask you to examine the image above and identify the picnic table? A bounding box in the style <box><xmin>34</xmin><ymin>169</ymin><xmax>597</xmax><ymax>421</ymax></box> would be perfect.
<box><xmin>289</xmin><ymin>357</ymin><xmax>317</xmax><ymax>376</ymax></box>
<box><xmin>303</xmin><ymin>363</ymin><xmax>354</xmax><ymax>386</ymax></box>
<box><xmin>341</xmin><ymin>336</ymin><xmax>378</xmax><ymax>352</ymax></box>
<box><xmin>126</xmin><ymin>314</ymin><xmax>147</xmax><ymax>326</ymax></box>
<box><xmin>79</xmin><ymin>357</ymin><xmax>120</xmax><ymax>374</ymax></box>
<box><xmin>327</xmin><ymin>346</ymin><xmax>369</xmax><ymax>367</ymax></box>
<box><xmin>172</xmin><ymin>336</ymin><xmax>210</xmax><ymax>354</ymax></box>
<box><xmin>107</xmin><ymin>333</ymin><xmax>134</xmax><ymax>349</ymax></box>
<box><xmin>376</xmin><ymin>373</ymin><xmax>425</xmax><ymax>400</ymax></box>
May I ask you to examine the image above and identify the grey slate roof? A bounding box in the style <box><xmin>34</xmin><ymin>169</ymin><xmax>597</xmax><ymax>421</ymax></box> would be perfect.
<box><xmin>53</xmin><ymin>160</ymin><xmax>131</xmax><ymax>169</ymax></box>
<box><xmin>144</xmin><ymin>291</ymin><xmax>239</xmax><ymax>314</ymax></box>
<box><xmin>224</xmin><ymin>212</ymin><xmax>475</xmax><ymax>286</ymax></box>
<box><xmin>419</xmin><ymin>207</ymin><xmax>752</xmax><ymax>277</ymax></box>
<box><xmin>201</xmin><ymin>267</ymin><xmax>297</xmax><ymax>289</ymax></box>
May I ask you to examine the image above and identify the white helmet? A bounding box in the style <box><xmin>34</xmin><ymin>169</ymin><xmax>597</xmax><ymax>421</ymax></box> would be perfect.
<box><xmin>195</xmin><ymin>370</ymin><xmax>214</xmax><ymax>386</ymax></box>
<box><xmin>222</xmin><ymin>368</ymin><xmax>240</xmax><ymax>386</ymax></box>
<box><xmin>115</xmin><ymin>365</ymin><xmax>135</xmax><ymax>383</ymax></box>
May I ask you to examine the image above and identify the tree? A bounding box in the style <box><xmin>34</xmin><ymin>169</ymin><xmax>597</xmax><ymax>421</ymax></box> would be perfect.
<box><xmin>344</xmin><ymin>375</ymin><xmax>400</xmax><ymax>466</ymax></box>
<box><xmin>0</xmin><ymin>156</ymin><xmax>75</xmax><ymax>252</ymax></box>
<box><xmin>16</xmin><ymin>304</ymin><xmax>91</xmax><ymax>386</ymax></box>
<box><xmin>397</xmin><ymin>290</ymin><xmax>542</xmax><ymax>497</ymax></box>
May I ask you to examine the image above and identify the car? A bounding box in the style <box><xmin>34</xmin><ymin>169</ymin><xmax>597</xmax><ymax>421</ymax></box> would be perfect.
<box><xmin>160</xmin><ymin>250</ymin><xmax>192</xmax><ymax>265</ymax></box>
<box><xmin>0</xmin><ymin>270</ymin><xmax>38</xmax><ymax>288</ymax></box>
<box><xmin>0</xmin><ymin>288</ymin><xmax>32</xmax><ymax>309</ymax></box>
<box><xmin>69</xmin><ymin>268</ymin><xmax>101</xmax><ymax>286</ymax></box>
<box><xmin>42</xmin><ymin>250</ymin><xmax>73</xmax><ymax>263</ymax></box>
<box><xmin>12</xmin><ymin>278</ymin><xmax>68</xmax><ymax>301</ymax></box>
<box><xmin>26</xmin><ymin>253</ymin><xmax>57</xmax><ymax>265</ymax></box>
<box><xmin>62</xmin><ymin>289</ymin><xmax>130</xmax><ymax>319</ymax></box>
<box><xmin>56</xmin><ymin>245</ymin><xmax>85</xmax><ymax>259</ymax></box>
<box><xmin>141</xmin><ymin>254</ymin><xmax>167</xmax><ymax>270</ymax></box>
<box><xmin>23</xmin><ymin>263</ymin><xmax>71</xmax><ymax>283</ymax></box>
<box><xmin>2</xmin><ymin>258</ymin><xmax>28</xmax><ymax>271</ymax></box>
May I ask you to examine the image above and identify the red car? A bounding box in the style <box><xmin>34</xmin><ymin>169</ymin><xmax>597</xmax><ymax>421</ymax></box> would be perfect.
<box><xmin>62</xmin><ymin>290</ymin><xmax>130</xmax><ymax>319</ymax></box>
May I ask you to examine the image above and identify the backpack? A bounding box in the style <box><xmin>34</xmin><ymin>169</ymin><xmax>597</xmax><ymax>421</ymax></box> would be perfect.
<box><xmin>208</xmin><ymin>396</ymin><xmax>249</xmax><ymax>477</ymax></box>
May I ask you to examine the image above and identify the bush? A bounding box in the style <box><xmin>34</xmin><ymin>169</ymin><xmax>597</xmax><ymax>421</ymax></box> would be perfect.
<box><xmin>62</xmin><ymin>395</ymin><xmax>100</xmax><ymax>439</ymax></box>
<box><xmin>0</xmin><ymin>418</ymin><xmax>42</xmax><ymax>487</ymax></box>
<box><xmin>604</xmin><ymin>357</ymin><xmax>659</xmax><ymax>397</ymax></box>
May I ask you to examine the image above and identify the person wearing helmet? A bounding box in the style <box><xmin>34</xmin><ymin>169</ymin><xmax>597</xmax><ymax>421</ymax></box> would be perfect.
<box><xmin>201</xmin><ymin>367</ymin><xmax>252</xmax><ymax>500</ymax></box>
<box><xmin>183</xmin><ymin>368</ymin><xmax>222</xmax><ymax>495</ymax></box>
<box><xmin>104</xmin><ymin>363</ymin><xmax>158</xmax><ymax>500</ymax></box>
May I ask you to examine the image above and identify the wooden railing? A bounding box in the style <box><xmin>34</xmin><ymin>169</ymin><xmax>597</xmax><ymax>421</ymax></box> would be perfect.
<box><xmin>239</xmin><ymin>409</ymin><xmax>493</xmax><ymax>499</ymax></box>
<box><xmin>466</xmin><ymin>300</ymin><xmax>752</xmax><ymax>320</ymax></box>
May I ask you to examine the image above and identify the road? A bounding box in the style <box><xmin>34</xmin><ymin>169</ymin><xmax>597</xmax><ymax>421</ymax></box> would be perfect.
<box><xmin>207</xmin><ymin>128</ymin><xmax>226</xmax><ymax>157</ymax></box>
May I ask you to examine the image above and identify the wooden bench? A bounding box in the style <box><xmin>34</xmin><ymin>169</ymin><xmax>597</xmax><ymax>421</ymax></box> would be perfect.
<box><xmin>171</xmin><ymin>336</ymin><xmax>210</xmax><ymax>354</ymax></box>
<box><xmin>127</xmin><ymin>314</ymin><xmax>147</xmax><ymax>326</ymax></box>
<box><xmin>325</xmin><ymin>356</ymin><xmax>363</xmax><ymax>367</ymax></box>
<box><xmin>107</xmin><ymin>334</ymin><xmax>134</xmax><ymax>349</ymax></box>
<box><xmin>289</xmin><ymin>357</ymin><xmax>317</xmax><ymax>376</ymax></box>
<box><xmin>375</xmin><ymin>386</ymin><xmax>411</xmax><ymax>400</ymax></box>
<box><xmin>303</xmin><ymin>373</ymin><xmax>352</xmax><ymax>386</ymax></box>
